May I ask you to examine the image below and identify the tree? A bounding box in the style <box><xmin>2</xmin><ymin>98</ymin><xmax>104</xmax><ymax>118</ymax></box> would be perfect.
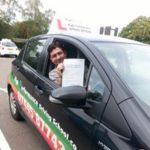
<box><xmin>0</xmin><ymin>0</ymin><xmax>22</xmax><ymax>22</ymax></box>
<box><xmin>119</xmin><ymin>16</ymin><xmax>150</xmax><ymax>44</ymax></box>
<box><xmin>13</xmin><ymin>21</ymin><xmax>42</xmax><ymax>39</ymax></box>
<box><xmin>0</xmin><ymin>20</ymin><xmax>14</xmax><ymax>39</ymax></box>
<box><xmin>21</xmin><ymin>0</ymin><xmax>55</xmax><ymax>34</ymax></box>
<box><xmin>0</xmin><ymin>0</ymin><xmax>55</xmax><ymax>40</ymax></box>
<box><xmin>22</xmin><ymin>0</ymin><xmax>42</xmax><ymax>20</ymax></box>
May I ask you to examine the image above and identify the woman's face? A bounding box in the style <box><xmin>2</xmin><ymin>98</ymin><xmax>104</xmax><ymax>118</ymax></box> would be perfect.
<box><xmin>50</xmin><ymin>47</ymin><xmax>66</xmax><ymax>65</ymax></box>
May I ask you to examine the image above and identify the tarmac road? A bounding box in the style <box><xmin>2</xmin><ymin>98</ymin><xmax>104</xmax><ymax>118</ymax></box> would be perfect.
<box><xmin>0</xmin><ymin>57</ymin><xmax>49</xmax><ymax>150</ymax></box>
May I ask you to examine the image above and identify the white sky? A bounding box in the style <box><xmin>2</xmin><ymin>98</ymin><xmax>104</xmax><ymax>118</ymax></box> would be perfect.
<box><xmin>41</xmin><ymin>0</ymin><xmax>150</xmax><ymax>30</ymax></box>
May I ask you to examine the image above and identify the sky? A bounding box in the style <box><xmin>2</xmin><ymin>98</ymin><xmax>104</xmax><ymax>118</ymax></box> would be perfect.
<box><xmin>41</xmin><ymin>0</ymin><xmax>150</xmax><ymax>31</ymax></box>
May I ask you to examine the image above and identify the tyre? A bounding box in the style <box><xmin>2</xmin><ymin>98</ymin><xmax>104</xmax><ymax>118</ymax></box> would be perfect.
<box><xmin>9</xmin><ymin>89</ymin><xmax>23</xmax><ymax>121</ymax></box>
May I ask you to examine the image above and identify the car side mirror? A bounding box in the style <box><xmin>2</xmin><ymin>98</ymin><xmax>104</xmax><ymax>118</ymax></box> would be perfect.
<box><xmin>49</xmin><ymin>86</ymin><xmax>86</xmax><ymax>107</ymax></box>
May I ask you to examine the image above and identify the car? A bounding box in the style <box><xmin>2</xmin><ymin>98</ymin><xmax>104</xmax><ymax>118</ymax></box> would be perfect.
<box><xmin>7</xmin><ymin>33</ymin><xmax>150</xmax><ymax>150</ymax></box>
<box><xmin>0</xmin><ymin>39</ymin><xmax>20</xmax><ymax>57</ymax></box>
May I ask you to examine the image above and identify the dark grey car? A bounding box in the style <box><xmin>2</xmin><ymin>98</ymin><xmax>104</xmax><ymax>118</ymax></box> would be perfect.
<box><xmin>7</xmin><ymin>33</ymin><xmax>150</xmax><ymax>150</ymax></box>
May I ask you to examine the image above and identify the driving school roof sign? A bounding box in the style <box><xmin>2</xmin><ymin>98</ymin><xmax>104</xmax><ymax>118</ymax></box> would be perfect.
<box><xmin>48</xmin><ymin>16</ymin><xmax>99</xmax><ymax>36</ymax></box>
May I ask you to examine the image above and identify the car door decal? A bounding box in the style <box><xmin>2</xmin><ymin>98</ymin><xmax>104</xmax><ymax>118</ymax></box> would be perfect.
<box><xmin>8</xmin><ymin>73</ymin><xmax>77</xmax><ymax>150</ymax></box>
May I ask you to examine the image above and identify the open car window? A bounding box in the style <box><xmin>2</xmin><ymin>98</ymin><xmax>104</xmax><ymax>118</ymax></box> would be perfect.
<box><xmin>47</xmin><ymin>39</ymin><xmax>90</xmax><ymax>86</ymax></box>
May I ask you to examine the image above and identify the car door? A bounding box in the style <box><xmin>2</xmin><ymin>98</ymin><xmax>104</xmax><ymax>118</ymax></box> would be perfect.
<box><xmin>32</xmin><ymin>37</ymin><xmax>94</xmax><ymax>150</ymax></box>
<box><xmin>31</xmin><ymin>35</ymin><xmax>113</xmax><ymax>150</ymax></box>
<box><xmin>11</xmin><ymin>37</ymin><xmax>48</xmax><ymax>123</ymax></box>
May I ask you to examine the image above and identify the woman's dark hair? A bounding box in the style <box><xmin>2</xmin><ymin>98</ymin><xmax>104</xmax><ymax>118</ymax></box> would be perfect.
<box><xmin>48</xmin><ymin>41</ymin><xmax>65</xmax><ymax>54</ymax></box>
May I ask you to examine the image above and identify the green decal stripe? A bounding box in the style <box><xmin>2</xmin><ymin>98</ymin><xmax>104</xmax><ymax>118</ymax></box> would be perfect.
<box><xmin>8</xmin><ymin>73</ymin><xmax>75</xmax><ymax>150</ymax></box>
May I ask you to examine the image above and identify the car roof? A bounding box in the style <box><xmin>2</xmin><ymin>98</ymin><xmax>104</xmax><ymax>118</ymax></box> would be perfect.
<box><xmin>0</xmin><ymin>38</ymin><xmax>12</xmax><ymax>42</ymax></box>
<box><xmin>31</xmin><ymin>33</ymin><xmax>144</xmax><ymax>45</ymax></box>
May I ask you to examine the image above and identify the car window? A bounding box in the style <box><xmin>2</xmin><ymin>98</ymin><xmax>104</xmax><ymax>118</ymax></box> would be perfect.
<box><xmin>23</xmin><ymin>39</ymin><xmax>47</xmax><ymax>70</ymax></box>
<box><xmin>47</xmin><ymin>39</ymin><xmax>90</xmax><ymax>86</ymax></box>
<box><xmin>87</xmin><ymin>67</ymin><xmax>105</xmax><ymax>101</ymax></box>
<box><xmin>2</xmin><ymin>41</ymin><xmax>16</xmax><ymax>47</ymax></box>
<box><xmin>92</xmin><ymin>42</ymin><xmax>150</xmax><ymax>106</ymax></box>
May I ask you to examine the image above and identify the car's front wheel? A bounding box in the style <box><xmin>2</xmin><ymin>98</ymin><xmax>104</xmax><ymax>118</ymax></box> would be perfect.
<box><xmin>9</xmin><ymin>89</ymin><xmax>23</xmax><ymax>121</ymax></box>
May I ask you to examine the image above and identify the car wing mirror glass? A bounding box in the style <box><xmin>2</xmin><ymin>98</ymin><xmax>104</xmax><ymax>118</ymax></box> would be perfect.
<box><xmin>49</xmin><ymin>86</ymin><xmax>86</xmax><ymax>106</ymax></box>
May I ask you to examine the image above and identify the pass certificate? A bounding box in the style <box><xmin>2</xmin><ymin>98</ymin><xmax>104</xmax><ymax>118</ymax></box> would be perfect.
<box><xmin>62</xmin><ymin>59</ymin><xmax>85</xmax><ymax>87</ymax></box>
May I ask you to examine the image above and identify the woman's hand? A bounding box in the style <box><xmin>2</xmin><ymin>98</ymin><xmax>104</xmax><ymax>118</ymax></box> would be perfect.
<box><xmin>55</xmin><ymin>63</ymin><xmax>64</xmax><ymax>85</ymax></box>
<box><xmin>56</xmin><ymin>63</ymin><xmax>64</xmax><ymax>76</ymax></box>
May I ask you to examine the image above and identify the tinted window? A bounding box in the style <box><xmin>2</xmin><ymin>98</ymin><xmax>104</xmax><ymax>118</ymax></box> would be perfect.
<box><xmin>2</xmin><ymin>41</ymin><xmax>16</xmax><ymax>47</ymax></box>
<box><xmin>92</xmin><ymin>42</ymin><xmax>150</xmax><ymax>106</ymax></box>
<box><xmin>87</xmin><ymin>67</ymin><xmax>105</xmax><ymax>101</ymax></box>
<box><xmin>23</xmin><ymin>39</ymin><xmax>47</xmax><ymax>70</ymax></box>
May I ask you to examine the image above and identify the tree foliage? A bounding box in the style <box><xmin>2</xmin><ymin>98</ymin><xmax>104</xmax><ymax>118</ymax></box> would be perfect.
<box><xmin>21</xmin><ymin>0</ymin><xmax>55</xmax><ymax>35</ymax></box>
<box><xmin>22</xmin><ymin>0</ymin><xmax>43</xmax><ymax>20</ymax></box>
<box><xmin>0</xmin><ymin>20</ymin><xmax>14</xmax><ymax>39</ymax></box>
<box><xmin>0</xmin><ymin>0</ymin><xmax>55</xmax><ymax>41</ymax></box>
<box><xmin>0</xmin><ymin>0</ymin><xmax>22</xmax><ymax>22</ymax></box>
<box><xmin>119</xmin><ymin>16</ymin><xmax>150</xmax><ymax>44</ymax></box>
<box><xmin>13</xmin><ymin>20</ymin><xmax>47</xmax><ymax>39</ymax></box>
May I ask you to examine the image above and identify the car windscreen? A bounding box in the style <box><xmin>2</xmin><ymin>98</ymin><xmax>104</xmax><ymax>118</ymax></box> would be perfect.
<box><xmin>2</xmin><ymin>41</ymin><xmax>16</xmax><ymax>47</ymax></box>
<box><xmin>91</xmin><ymin>41</ymin><xmax>150</xmax><ymax>106</ymax></box>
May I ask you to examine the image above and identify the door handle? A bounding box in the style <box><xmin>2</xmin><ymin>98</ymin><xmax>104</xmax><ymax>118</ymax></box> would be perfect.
<box><xmin>34</xmin><ymin>85</ymin><xmax>43</xmax><ymax>95</ymax></box>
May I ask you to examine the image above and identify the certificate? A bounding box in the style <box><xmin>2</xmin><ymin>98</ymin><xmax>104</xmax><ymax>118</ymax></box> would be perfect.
<box><xmin>62</xmin><ymin>59</ymin><xmax>85</xmax><ymax>87</ymax></box>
